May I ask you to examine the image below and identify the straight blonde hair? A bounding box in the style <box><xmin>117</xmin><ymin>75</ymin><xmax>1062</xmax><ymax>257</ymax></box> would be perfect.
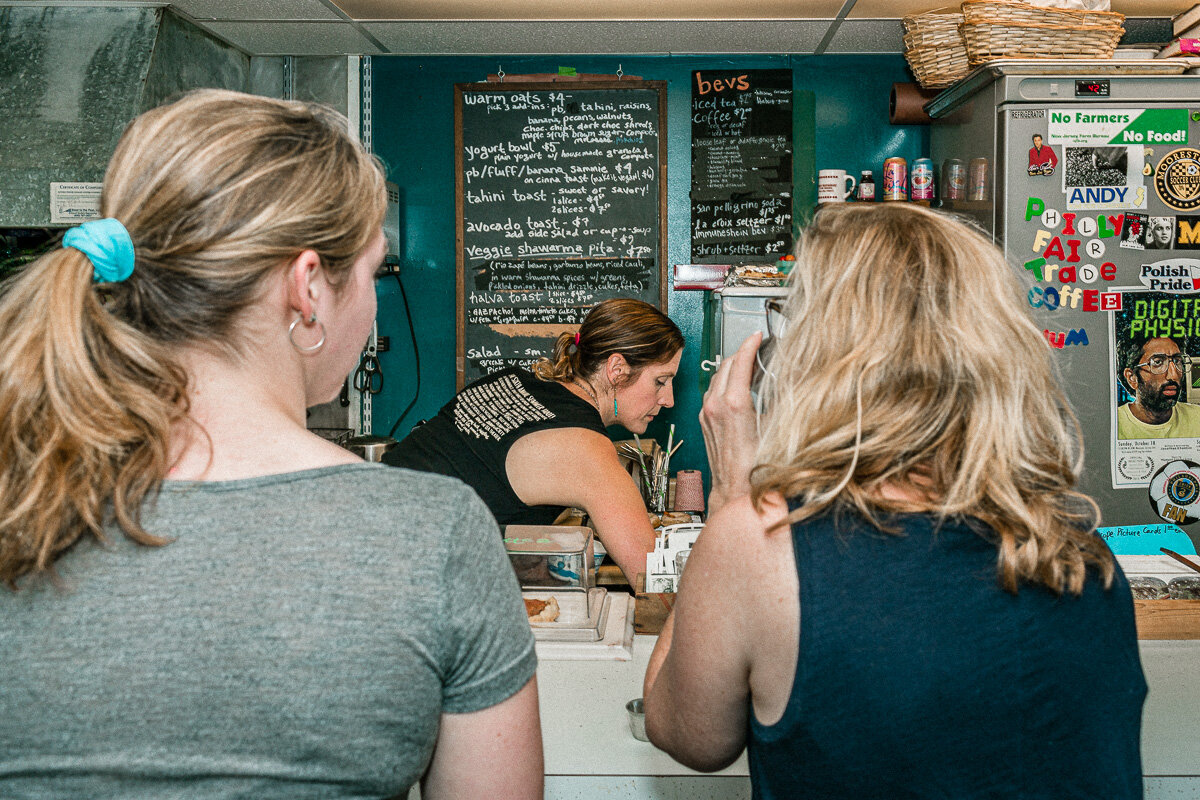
<box><xmin>0</xmin><ymin>89</ymin><xmax>386</xmax><ymax>588</ymax></box>
<box><xmin>752</xmin><ymin>203</ymin><xmax>1110</xmax><ymax>596</ymax></box>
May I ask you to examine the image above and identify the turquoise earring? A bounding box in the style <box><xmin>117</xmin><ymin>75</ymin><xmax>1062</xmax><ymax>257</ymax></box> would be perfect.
<box><xmin>613</xmin><ymin>397</ymin><xmax>618</xmax><ymax>416</ymax></box>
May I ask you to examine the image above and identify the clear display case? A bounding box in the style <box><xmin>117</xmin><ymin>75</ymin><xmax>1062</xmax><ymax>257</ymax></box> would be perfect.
<box><xmin>504</xmin><ymin>525</ymin><xmax>610</xmax><ymax>642</ymax></box>
<box><xmin>504</xmin><ymin>525</ymin><xmax>596</xmax><ymax>590</ymax></box>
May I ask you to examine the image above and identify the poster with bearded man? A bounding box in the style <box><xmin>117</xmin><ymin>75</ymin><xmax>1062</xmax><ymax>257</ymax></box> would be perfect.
<box><xmin>1111</xmin><ymin>290</ymin><xmax>1200</xmax><ymax>488</ymax></box>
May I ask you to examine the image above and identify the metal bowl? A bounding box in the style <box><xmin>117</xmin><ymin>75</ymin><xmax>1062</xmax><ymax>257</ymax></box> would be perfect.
<box><xmin>345</xmin><ymin>435</ymin><xmax>397</xmax><ymax>462</ymax></box>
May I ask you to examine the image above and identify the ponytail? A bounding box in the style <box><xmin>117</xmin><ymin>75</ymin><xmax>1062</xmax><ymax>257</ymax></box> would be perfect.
<box><xmin>0</xmin><ymin>247</ymin><xmax>183</xmax><ymax>587</ymax></box>
<box><xmin>532</xmin><ymin>331</ymin><xmax>584</xmax><ymax>382</ymax></box>
<box><xmin>532</xmin><ymin>298</ymin><xmax>683</xmax><ymax>386</ymax></box>
<box><xmin>0</xmin><ymin>88</ymin><xmax>386</xmax><ymax>588</ymax></box>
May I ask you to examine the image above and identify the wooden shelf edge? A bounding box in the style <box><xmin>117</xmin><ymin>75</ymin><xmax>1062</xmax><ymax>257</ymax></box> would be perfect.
<box><xmin>1135</xmin><ymin>598</ymin><xmax>1200</xmax><ymax>640</ymax></box>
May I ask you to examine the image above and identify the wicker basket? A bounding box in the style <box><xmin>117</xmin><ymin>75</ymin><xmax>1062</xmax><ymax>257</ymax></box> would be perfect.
<box><xmin>960</xmin><ymin>0</ymin><xmax>1125</xmax><ymax>66</ymax></box>
<box><xmin>902</xmin><ymin>10</ymin><xmax>970</xmax><ymax>89</ymax></box>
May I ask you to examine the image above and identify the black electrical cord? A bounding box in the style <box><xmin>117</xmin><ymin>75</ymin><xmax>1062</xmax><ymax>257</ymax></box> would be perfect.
<box><xmin>387</xmin><ymin>270</ymin><xmax>421</xmax><ymax>438</ymax></box>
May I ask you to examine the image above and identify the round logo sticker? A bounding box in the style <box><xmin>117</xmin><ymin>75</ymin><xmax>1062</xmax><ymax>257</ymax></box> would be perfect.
<box><xmin>1148</xmin><ymin>459</ymin><xmax>1200</xmax><ymax>525</ymax></box>
<box><xmin>1154</xmin><ymin>147</ymin><xmax>1200</xmax><ymax>211</ymax></box>
<box><xmin>1118</xmin><ymin>455</ymin><xmax>1156</xmax><ymax>482</ymax></box>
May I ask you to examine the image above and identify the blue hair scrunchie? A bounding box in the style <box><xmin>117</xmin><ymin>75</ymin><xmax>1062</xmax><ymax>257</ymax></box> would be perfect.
<box><xmin>62</xmin><ymin>218</ymin><xmax>135</xmax><ymax>283</ymax></box>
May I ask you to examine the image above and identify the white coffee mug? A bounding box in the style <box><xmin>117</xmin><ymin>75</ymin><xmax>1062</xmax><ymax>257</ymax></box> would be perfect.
<box><xmin>817</xmin><ymin>169</ymin><xmax>856</xmax><ymax>204</ymax></box>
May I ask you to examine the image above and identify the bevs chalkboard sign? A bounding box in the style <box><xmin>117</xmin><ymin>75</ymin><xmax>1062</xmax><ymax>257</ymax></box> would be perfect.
<box><xmin>690</xmin><ymin>69</ymin><xmax>793</xmax><ymax>262</ymax></box>
<box><xmin>455</xmin><ymin>81</ymin><xmax>667</xmax><ymax>389</ymax></box>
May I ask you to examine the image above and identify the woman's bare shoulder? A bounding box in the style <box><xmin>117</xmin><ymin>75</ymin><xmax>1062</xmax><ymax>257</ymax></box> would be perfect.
<box><xmin>703</xmin><ymin>491</ymin><xmax>792</xmax><ymax>551</ymax></box>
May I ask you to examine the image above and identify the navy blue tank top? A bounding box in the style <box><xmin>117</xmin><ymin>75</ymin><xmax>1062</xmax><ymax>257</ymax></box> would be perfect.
<box><xmin>748</xmin><ymin>504</ymin><xmax>1147</xmax><ymax>800</ymax></box>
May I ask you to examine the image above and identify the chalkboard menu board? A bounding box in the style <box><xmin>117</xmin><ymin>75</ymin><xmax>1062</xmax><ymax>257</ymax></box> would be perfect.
<box><xmin>455</xmin><ymin>81</ymin><xmax>667</xmax><ymax>388</ymax></box>
<box><xmin>690</xmin><ymin>69</ymin><xmax>793</xmax><ymax>262</ymax></box>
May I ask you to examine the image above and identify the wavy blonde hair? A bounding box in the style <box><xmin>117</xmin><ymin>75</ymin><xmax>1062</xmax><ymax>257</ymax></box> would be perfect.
<box><xmin>752</xmin><ymin>203</ymin><xmax>1110</xmax><ymax>596</ymax></box>
<box><xmin>0</xmin><ymin>89</ymin><xmax>386</xmax><ymax>588</ymax></box>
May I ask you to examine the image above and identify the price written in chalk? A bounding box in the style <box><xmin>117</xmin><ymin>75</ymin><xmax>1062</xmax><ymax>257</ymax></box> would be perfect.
<box><xmin>457</xmin><ymin>82</ymin><xmax>665</xmax><ymax>386</ymax></box>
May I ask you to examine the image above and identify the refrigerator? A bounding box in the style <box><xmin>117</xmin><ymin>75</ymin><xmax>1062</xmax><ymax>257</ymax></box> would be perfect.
<box><xmin>929</xmin><ymin>61</ymin><xmax>1200</xmax><ymax>555</ymax></box>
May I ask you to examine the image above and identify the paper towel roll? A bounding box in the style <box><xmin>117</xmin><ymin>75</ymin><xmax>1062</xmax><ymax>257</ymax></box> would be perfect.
<box><xmin>673</xmin><ymin>469</ymin><xmax>705</xmax><ymax>513</ymax></box>
<box><xmin>889</xmin><ymin>82</ymin><xmax>940</xmax><ymax>125</ymax></box>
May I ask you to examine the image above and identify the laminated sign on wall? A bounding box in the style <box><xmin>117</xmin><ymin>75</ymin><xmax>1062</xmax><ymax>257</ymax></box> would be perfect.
<box><xmin>49</xmin><ymin>182</ymin><xmax>102</xmax><ymax>224</ymax></box>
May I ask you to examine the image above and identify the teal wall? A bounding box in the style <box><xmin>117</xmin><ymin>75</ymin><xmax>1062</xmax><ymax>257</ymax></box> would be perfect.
<box><xmin>369</xmin><ymin>54</ymin><xmax>929</xmax><ymax>492</ymax></box>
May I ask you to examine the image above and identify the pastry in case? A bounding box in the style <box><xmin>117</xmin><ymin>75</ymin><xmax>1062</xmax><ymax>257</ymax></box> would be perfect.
<box><xmin>520</xmin><ymin>588</ymin><xmax>610</xmax><ymax>641</ymax></box>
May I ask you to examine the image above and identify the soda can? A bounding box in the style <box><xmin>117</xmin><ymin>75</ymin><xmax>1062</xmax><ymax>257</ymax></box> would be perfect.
<box><xmin>882</xmin><ymin>157</ymin><xmax>907</xmax><ymax>201</ymax></box>
<box><xmin>911</xmin><ymin>158</ymin><xmax>934</xmax><ymax>202</ymax></box>
<box><xmin>968</xmin><ymin>157</ymin><xmax>989</xmax><ymax>201</ymax></box>
<box><xmin>942</xmin><ymin>158</ymin><xmax>966</xmax><ymax>200</ymax></box>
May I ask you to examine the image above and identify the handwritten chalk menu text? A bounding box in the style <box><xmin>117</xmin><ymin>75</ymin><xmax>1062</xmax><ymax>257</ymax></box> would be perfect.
<box><xmin>455</xmin><ymin>81</ymin><xmax>667</xmax><ymax>388</ymax></box>
<box><xmin>691</xmin><ymin>69</ymin><xmax>793</xmax><ymax>262</ymax></box>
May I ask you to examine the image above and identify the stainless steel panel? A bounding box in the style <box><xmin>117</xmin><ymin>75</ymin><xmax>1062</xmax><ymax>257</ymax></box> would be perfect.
<box><xmin>140</xmin><ymin>11</ymin><xmax>250</xmax><ymax>112</ymax></box>
<box><xmin>0</xmin><ymin>6</ymin><xmax>157</xmax><ymax>226</ymax></box>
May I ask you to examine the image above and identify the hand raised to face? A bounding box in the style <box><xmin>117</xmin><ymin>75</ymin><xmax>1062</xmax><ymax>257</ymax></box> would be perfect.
<box><xmin>700</xmin><ymin>331</ymin><xmax>763</xmax><ymax>515</ymax></box>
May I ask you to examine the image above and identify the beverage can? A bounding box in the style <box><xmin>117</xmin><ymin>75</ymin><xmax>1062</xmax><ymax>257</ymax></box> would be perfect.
<box><xmin>857</xmin><ymin>170</ymin><xmax>875</xmax><ymax>202</ymax></box>
<box><xmin>968</xmin><ymin>157</ymin><xmax>989</xmax><ymax>201</ymax></box>
<box><xmin>942</xmin><ymin>158</ymin><xmax>966</xmax><ymax>200</ymax></box>
<box><xmin>883</xmin><ymin>157</ymin><xmax>907</xmax><ymax>201</ymax></box>
<box><xmin>911</xmin><ymin>158</ymin><xmax>934</xmax><ymax>202</ymax></box>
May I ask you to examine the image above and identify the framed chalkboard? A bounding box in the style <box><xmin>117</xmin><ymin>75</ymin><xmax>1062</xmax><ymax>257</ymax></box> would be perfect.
<box><xmin>455</xmin><ymin>81</ymin><xmax>667</xmax><ymax>389</ymax></box>
<box><xmin>690</xmin><ymin>69</ymin><xmax>793</xmax><ymax>262</ymax></box>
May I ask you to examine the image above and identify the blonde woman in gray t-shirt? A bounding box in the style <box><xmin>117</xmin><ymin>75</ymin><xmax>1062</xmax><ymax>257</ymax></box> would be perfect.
<box><xmin>0</xmin><ymin>89</ymin><xmax>540</xmax><ymax>799</ymax></box>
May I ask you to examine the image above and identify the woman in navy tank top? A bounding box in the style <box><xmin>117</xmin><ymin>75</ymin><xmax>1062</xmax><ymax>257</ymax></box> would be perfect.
<box><xmin>643</xmin><ymin>203</ymin><xmax>1147</xmax><ymax>799</ymax></box>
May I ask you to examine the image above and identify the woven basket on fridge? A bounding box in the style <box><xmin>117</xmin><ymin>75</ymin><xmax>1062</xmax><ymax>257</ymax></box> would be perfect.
<box><xmin>959</xmin><ymin>0</ymin><xmax>1125</xmax><ymax>65</ymax></box>
<box><xmin>902</xmin><ymin>10</ymin><xmax>970</xmax><ymax>89</ymax></box>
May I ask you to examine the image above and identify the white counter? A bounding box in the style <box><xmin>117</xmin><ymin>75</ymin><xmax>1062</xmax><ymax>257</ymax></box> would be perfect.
<box><xmin>536</xmin><ymin>627</ymin><xmax>1200</xmax><ymax>799</ymax></box>
<box><xmin>537</xmin><ymin>626</ymin><xmax>749</xmax><ymax>799</ymax></box>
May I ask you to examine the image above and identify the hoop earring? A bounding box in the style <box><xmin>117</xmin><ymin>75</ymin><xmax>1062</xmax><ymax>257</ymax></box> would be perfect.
<box><xmin>288</xmin><ymin>316</ymin><xmax>326</xmax><ymax>353</ymax></box>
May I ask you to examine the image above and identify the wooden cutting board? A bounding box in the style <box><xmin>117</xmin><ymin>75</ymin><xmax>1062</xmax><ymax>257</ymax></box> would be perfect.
<box><xmin>633</xmin><ymin>573</ymin><xmax>675</xmax><ymax>635</ymax></box>
<box><xmin>1135</xmin><ymin>599</ymin><xmax>1200</xmax><ymax>639</ymax></box>
<box><xmin>629</xmin><ymin>583</ymin><xmax>1200</xmax><ymax>639</ymax></box>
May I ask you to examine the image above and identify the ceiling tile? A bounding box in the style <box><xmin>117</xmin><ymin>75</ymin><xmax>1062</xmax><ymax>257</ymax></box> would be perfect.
<box><xmin>197</xmin><ymin>20</ymin><xmax>384</xmax><ymax>54</ymax></box>
<box><xmin>847</xmin><ymin>0</ymin><xmax>951</xmax><ymax>17</ymax></box>
<box><xmin>823</xmin><ymin>18</ymin><xmax>906</xmax><ymax>52</ymax></box>
<box><xmin>1111</xmin><ymin>0</ymin><xmax>1199</xmax><ymax>13</ymax></box>
<box><xmin>170</xmin><ymin>0</ymin><xmax>341</xmax><ymax>21</ymax></box>
<box><xmin>849</xmin><ymin>0</ymin><xmax>1195</xmax><ymax>16</ymax></box>
<box><xmin>362</xmin><ymin>19</ymin><xmax>833</xmax><ymax>54</ymax></box>
<box><xmin>848</xmin><ymin>0</ymin><xmax>1195</xmax><ymax>18</ymax></box>
<box><xmin>339</xmin><ymin>0</ymin><xmax>846</xmax><ymax>20</ymax></box>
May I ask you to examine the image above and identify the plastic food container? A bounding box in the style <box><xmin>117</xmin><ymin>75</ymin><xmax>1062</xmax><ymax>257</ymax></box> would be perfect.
<box><xmin>1168</xmin><ymin>575</ymin><xmax>1200</xmax><ymax>599</ymax></box>
<box><xmin>504</xmin><ymin>525</ymin><xmax>595</xmax><ymax>590</ymax></box>
<box><xmin>1129</xmin><ymin>576</ymin><xmax>1168</xmax><ymax>600</ymax></box>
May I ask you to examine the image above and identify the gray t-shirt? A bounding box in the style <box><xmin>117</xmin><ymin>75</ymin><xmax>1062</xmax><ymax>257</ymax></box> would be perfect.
<box><xmin>0</xmin><ymin>463</ymin><xmax>537</xmax><ymax>799</ymax></box>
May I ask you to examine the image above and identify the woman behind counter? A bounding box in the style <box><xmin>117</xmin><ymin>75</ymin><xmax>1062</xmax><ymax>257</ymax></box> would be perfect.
<box><xmin>0</xmin><ymin>89</ymin><xmax>540</xmax><ymax>799</ymax></box>
<box><xmin>644</xmin><ymin>203</ymin><xmax>1147</xmax><ymax>798</ymax></box>
<box><xmin>385</xmin><ymin>298</ymin><xmax>684</xmax><ymax>582</ymax></box>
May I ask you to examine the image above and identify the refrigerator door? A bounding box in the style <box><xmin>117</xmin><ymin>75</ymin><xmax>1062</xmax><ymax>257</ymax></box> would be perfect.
<box><xmin>1001</xmin><ymin>98</ymin><xmax>1200</xmax><ymax>550</ymax></box>
<box><xmin>933</xmin><ymin>72</ymin><xmax>1200</xmax><ymax>552</ymax></box>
